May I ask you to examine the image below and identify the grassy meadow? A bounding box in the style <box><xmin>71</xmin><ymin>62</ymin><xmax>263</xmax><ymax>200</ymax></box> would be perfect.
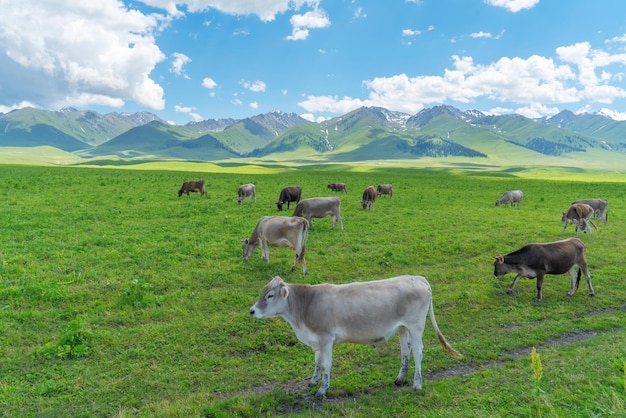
<box><xmin>0</xmin><ymin>163</ymin><xmax>625</xmax><ymax>417</ymax></box>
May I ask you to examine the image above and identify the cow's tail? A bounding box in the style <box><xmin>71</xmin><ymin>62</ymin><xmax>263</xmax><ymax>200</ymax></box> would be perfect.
<box><xmin>298</xmin><ymin>218</ymin><xmax>309</xmax><ymax>260</ymax></box>
<box><xmin>429</xmin><ymin>298</ymin><xmax>463</xmax><ymax>359</ymax></box>
<box><xmin>575</xmin><ymin>267</ymin><xmax>582</xmax><ymax>290</ymax></box>
<box><xmin>589</xmin><ymin>219</ymin><xmax>598</xmax><ymax>232</ymax></box>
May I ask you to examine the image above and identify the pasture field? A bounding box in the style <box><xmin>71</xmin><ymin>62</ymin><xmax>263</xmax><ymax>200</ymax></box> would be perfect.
<box><xmin>0</xmin><ymin>163</ymin><xmax>625</xmax><ymax>417</ymax></box>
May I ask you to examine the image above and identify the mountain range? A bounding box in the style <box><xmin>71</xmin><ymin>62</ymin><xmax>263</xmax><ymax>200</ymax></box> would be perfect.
<box><xmin>1</xmin><ymin>105</ymin><xmax>625</xmax><ymax>167</ymax></box>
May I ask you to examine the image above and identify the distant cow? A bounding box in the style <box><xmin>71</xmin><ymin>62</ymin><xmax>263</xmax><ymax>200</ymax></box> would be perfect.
<box><xmin>361</xmin><ymin>186</ymin><xmax>377</xmax><ymax>210</ymax></box>
<box><xmin>276</xmin><ymin>186</ymin><xmax>302</xmax><ymax>211</ymax></box>
<box><xmin>493</xmin><ymin>237</ymin><xmax>594</xmax><ymax>300</ymax></box>
<box><xmin>249</xmin><ymin>275</ymin><xmax>462</xmax><ymax>397</ymax></box>
<box><xmin>495</xmin><ymin>190</ymin><xmax>523</xmax><ymax>207</ymax></box>
<box><xmin>178</xmin><ymin>180</ymin><xmax>206</xmax><ymax>197</ymax></box>
<box><xmin>242</xmin><ymin>216</ymin><xmax>309</xmax><ymax>274</ymax></box>
<box><xmin>292</xmin><ymin>197</ymin><xmax>344</xmax><ymax>230</ymax></box>
<box><xmin>327</xmin><ymin>183</ymin><xmax>347</xmax><ymax>193</ymax></box>
<box><xmin>562</xmin><ymin>203</ymin><xmax>597</xmax><ymax>237</ymax></box>
<box><xmin>377</xmin><ymin>184</ymin><xmax>393</xmax><ymax>198</ymax></box>
<box><xmin>237</xmin><ymin>183</ymin><xmax>256</xmax><ymax>205</ymax></box>
<box><xmin>572</xmin><ymin>198</ymin><xmax>608</xmax><ymax>225</ymax></box>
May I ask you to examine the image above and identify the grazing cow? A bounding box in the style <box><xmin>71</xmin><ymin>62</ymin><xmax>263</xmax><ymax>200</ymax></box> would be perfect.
<box><xmin>242</xmin><ymin>216</ymin><xmax>309</xmax><ymax>274</ymax></box>
<box><xmin>493</xmin><ymin>237</ymin><xmax>594</xmax><ymax>301</ymax></box>
<box><xmin>361</xmin><ymin>186</ymin><xmax>377</xmax><ymax>210</ymax></box>
<box><xmin>292</xmin><ymin>197</ymin><xmax>344</xmax><ymax>230</ymax></box>
<box><xmin>377</xmin><ymin>183</ymin><xmax>393</xmax><ymax>198</ymax></box>
<box><xmin>276</xmin><ymin>186</ymin><xmax>302</xmax><ymax>211</ymax></box>
<box><xmin>495</xmin><ymin>190</ymin><xmax>523</xmax><ymax>207</ymax></box>
<box><xmin>327</xmin><ymin>183</ymin><xmax>347</xmax><ymax>193</ymax></box>
<box><xmin>249</xmin><ymin>275</ymin><xmax>462</xmax><ymax>397</ymax></box>
<box><xmin>237</xmin><ymin>183</ymin><xmax>256</xmax><ymax>205</ymax></box>
<box><xmin>178</xmin><ymin>180</ymin><xmax>206</xmax><ymax>197</ymax></box>
<box><xmin>562</xmin><ymin>203</ymin><xmax>597</xmax><ymax>237</ymax></box>
<box><xmin>572</xmin><ymin>198</ymin><xmax>608</xmax><ymax>225</ymax></box>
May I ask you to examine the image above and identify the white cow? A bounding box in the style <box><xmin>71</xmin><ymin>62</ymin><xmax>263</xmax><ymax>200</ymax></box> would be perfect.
<box><xmin>562</xmin><ymin>203</ymin><xmax>597</xmax><ymax>237</ymax></box>
<box><xmin>237</xmin><ymin>183</ymin><xmax>256</xmax><ymax>205</ymax></box>
<box><xmin>292</xmin><ymin>197</ymin><xmax>344</xmax><ymax>230</ymax></box>
<box><xmin>242</xmin><ymin>216</ymin><xmax>309</xmax><ymax>274</ymax></box>
<box><xmin>495</xmin><ymin>190</ymin><xmax>523</xmax><ymax>207</ymax></box>
<box><xmin>249</xmin><ymin>275</ymin><xmax>462</xmax><ymax>397</ymax></box>
<box><xmin>572</xmin><ymin>198</ymin><xmax>608</xmax><ymax>225</ymax></box>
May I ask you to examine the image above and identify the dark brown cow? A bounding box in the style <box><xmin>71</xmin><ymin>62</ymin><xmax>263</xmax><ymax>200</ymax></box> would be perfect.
<box><xmin>377</xmin><ymin>184</ymin><xmax>393</xmax><ymax>198</ymax></box>
<box><xmin>493</xmin><ymin>238</ymin><xmax>594</xmax><ymax>300</ymax></box>
<box><xmin>562</xmin><ymin>203</ymin><xmax>597</xmax><ymax>237</ymax></box>
<box><xmin>327</xmin><ymin>183</ymin><xmax>347</xmax><ymax>193</ymax></box>
<box><xmin>361</xmin><ymin>186</ymin><xmax>377</xmax><ymax>210</ymax></box>
<box><xmin>178</xmin><ymin>180</ymin><xmax>206</xmax><ymax>197</ymax></box>
<box><xmin>276</xmin><ymin>186</ymin><xmax>302</xmax><ymax>211</ymax></box>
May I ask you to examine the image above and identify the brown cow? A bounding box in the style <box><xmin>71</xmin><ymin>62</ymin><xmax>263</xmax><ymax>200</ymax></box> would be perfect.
<box><xmin>361</xmin><ymin>186</ymin><xmax>377</xmax><ymax>209</ymax></box>
<box><xmin>377</xmin><ymin>184</ymin><xmax>393</xmax><ymax>198</ymax></box>
<box><xmin>178</xmin><ymin>180</ymin><xmax>206</xmax><ymax>197</ymax></box>
<box><xmin>562</xmin><ymin>203</ymin><xmax>597</xmax><ymax>237</ymax></box>
<box><xmin>493</xmin><ymin>237</ymin><xmax>594</xmax><ymax>300</ymax></box>
<box><xmin>571</xmin><ymin>199</ymin><xmax>608</xmax><ymax>225</ymax></box>
<box><xmin>276</xmin><ymin>186</ymin><xmax>302</xmax><ymax>211</ymax></box>
<box><xmin>327</xmin><ymin>183</ymin><xmax>347</xmax><ymax>193</ymax></box>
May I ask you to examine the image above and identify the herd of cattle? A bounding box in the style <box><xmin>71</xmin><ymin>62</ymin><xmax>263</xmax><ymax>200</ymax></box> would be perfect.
<box><xmin>179</xmin><ymin>179</ymin><xmax>609</xmax><ymax>397</ymax></box>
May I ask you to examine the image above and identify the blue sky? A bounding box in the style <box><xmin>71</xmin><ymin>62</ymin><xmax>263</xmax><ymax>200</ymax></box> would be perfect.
<box><xmin>2</xmin><ymin>0</ymin><xmax>626</xmax><ymax>124</ymax></box>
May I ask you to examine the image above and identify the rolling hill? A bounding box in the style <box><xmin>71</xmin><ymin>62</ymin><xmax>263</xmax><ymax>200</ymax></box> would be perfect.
<box><xmin>2</xmin><ymin>105</ymin><xmax>626</xmax><ymax>167</ymax></box>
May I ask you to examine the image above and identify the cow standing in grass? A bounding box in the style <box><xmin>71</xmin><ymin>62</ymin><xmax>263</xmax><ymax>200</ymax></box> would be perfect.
<box><xmin>562</xmin><ymin>203</ymin><xmax>597</xmax><ymax>237</ymax></box>
<box><xmin>495</xmin><ymin>190</ymin><xmax>523</xmax><ymax>207</ymax></box>
<box><xmin>292</xmin><ymin>197</ymin><xmax>344</xmax><ymax>230</ymax></box>
<box><xmin>361</xmin><ymin>186</ymin><xmax>377</xmax><ymax>210</ymax></box>
<box><xmin>178</xmin><ymin>180</ymin><xmax>207</xmax><ymax>197</ymax></box>
<box><xmin>377</xmin><ymin>184</ymin><xmax>393</xmax><ymax>198</ymax></box>
<box><xmin>237</xmin><ymin>183</ymin><xmax>256</xmax><ymax>205</ymax></box>
<box><xmin>327</xmin><ymin>183</ymin><xmax>347</xmax><ymax>193</ymax></box>
<box><xmin>572</xmin><ymin>198</ymin><xmax>608</xmax><ymax>225</ymax></box>
<box><xmin>493</xmin><ymin>237</ymin><xmax>594</xmax><ymax>300</ymax></box>
<box><xmin>276</xmin><ymin>186</ymin><xmax>302</xmax><ymax>211</ymax></box>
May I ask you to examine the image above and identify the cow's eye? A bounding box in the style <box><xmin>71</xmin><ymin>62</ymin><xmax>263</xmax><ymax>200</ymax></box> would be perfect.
<box><xmin>267</xmin><ymin>292</ymin><xmax>274</xmax><ymax>300</ymax></box>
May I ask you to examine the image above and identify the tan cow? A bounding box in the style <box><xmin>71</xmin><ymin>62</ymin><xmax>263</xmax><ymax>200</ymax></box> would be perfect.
<box><xmin>242</xmin><ymin>216</ymin><xmax>309</xmax><ymax>274</ymax></box>
<box><xmin>178</xmin><ymin>180</ymin><xmax>207</xmax><ymax>197</ymax></box>
<box><xmin>562</xmin><ymin>203</ymin><xmax>597</xmax><ymax>237</ymax></box>
<box><xmin>494</xmin><ymin>237</ymin><xmax>594</xmax><ymax>300</ymax></box>
<box><xmin>292</xmin><ymin>197</ymin><xmax>344</xmax><ymax>230</ymax></box>
<box><xmin>361</xmin><ymin>186</ymin><xmax>377</xmax><ymax>210</ymax></box>
<box><xmin>377</xmin><ymin>183</ymin><xmax>393</xmax><ymax>198</ymax></box>
<box><xmin>237</xmin><ymin>183</ymin><xmax>256</xmax><ymax>205</ymax></box>
<box><xmin>571</xmin><ymin>198</ymin><xmax>608</xmax><ymax>225</ymax></box>
<box><xmin>249</xmin><ymin>275</ymin><xmax>462</xmax><ymax>397</ymax></box>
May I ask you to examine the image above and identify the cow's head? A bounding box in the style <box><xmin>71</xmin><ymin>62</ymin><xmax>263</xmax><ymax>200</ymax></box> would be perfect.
<box><xmin>178</xmin><ymin>189</ymin><xmax>184</xmax><ymax>197</ymax></box>
<box><xmin>495</xmin><ymin>200</ymin><xmax>501</xmax><ymax>206</ymax></box>
<box><xmin>241</xmin><ymin>238</ymin><xmax>256</xmax><ymax>260</ymax></box>
<box><xmin>361</xmin><ymin>200</ymin><xmax>367</xmax><ymax>209</ymax></box>
<box><xmin>493</xmin><ymin>254</ymin><xmax>509</xmax><ymax>278</ymax></box>
<box><xmin>276</xmin><ymin>201</ymin><xmax>284</xmax><ymax>211</ymax></box>
<box><xmin>249</xmin><ymin>276</ymin><xmax>289</xmax><ymax>318</ymax></box>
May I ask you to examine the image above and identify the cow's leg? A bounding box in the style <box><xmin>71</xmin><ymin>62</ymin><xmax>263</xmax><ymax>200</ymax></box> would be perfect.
<box><xmin>536</xmin><ymin>273</ymin><xmax>544</xmax><ymax>300</ymax></box>
<box><xmin>395</xmin><ymin>327</ymin><xmax>411</xmax><ymax>386</ymax></box>
<box><xmin>261</xmin><ymin>240</ymin><xmax>269</xmax><ymax>262</ymax></box>
<box><xmin>410</xmin><ymin>331</ymin><xmax>424</xmax><ymax>391</ymax></box>
<box><xmin>310</xmin><ymin>350</ymin><xmax>322</xmax><ymax>386</ymax></box>
<box><xmin>335</xmin><ymin>214</ymin><xmax>344</xmax><ymax>230</ymax></box>
<box><xmin>578</xmin><ymin>261</ymin><xmax>595</xmax><ymax>296</ymax></box>
<box><xmin>566</xmin><ymin>267</ymin><xmax>578</xmax><ymax>296</ymax></box>
<box><xmin>314</xmin><ymin>341</ymin><xmax>333</xmax><ymax>397</ymax></box>
<box><xmin>507</xmin><ymin>273</ymin><xmax>523</xmax><ymax>294</ymax></box>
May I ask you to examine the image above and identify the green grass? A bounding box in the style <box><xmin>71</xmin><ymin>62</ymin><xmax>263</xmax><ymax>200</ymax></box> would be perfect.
<box><xmin>0</xmin><ymin>163</ymin><xmax>624</xmax><ymax>417</ymax></box>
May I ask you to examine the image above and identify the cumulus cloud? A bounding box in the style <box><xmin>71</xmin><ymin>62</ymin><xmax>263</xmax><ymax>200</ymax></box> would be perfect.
<box><xmin>0</xmin><ymin>0</ymin><xmax>167</xmax><ymax>111</ymax></box>
<box><xmin>174</xmin><ymin>104</ymin><xmax>203</xmax><ymax>121</ymax></box>
<box><xmin>484</xmin><ymin>0</ymin><xmax>540</xmax><ymax>13</ymax></box>
<box><xmin>202</xmin><ymin>77</ymin><xmax>217</xmax><ymax>89</ymax></box>
<box><xmin>241</xmin><ymin>80</ymin><xmax>267</xmax><ymax>92</ymax></box>
<box><xmin>299</xmin><ymin>44</ymin><xmax>626</xmax><ymax>117</ymax></box>
<box><xmin>286</xmin><ymin>8</ymin><xmax>331</xmax><ymax>41</ymax></box>
<box><xmin>170</xmin><ymin>53</ymin><xmax>191</xmax><ymax>78</ymax></box>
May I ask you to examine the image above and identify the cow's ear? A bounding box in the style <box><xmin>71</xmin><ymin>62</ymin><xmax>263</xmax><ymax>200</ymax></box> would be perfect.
<box><xmin>495</xmin><ymin>254</ymin><xmax>504</xmax><ymax>263</ymax></box>
<box><xmin>242</xmin><ymin>239</ymin><xmax>249</xmax><ymax>244</ymax></box>
<box><xmin>280</xmin><ymin>284</ymin><xmax>289</xmax><ymax>299</ymax></box>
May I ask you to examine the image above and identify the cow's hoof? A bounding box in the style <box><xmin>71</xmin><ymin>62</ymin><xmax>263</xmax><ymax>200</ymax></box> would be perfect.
<box><xmin>590</xmin><ymin>293</ymin><xmax>595</xmax><ymax>297</ymax></box>
<box><xmin>314</xmin><ymin>391</ymin><xmax>326</xmax><ymax>399</ymax></box>
<box><xmin>394</xmin><ymin>379</ymin><xmax>405</xmax><ymax>386</ymax></box>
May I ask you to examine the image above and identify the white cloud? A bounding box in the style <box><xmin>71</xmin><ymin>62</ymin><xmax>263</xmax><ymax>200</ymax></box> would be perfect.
<box><xmin>286</xmin><ymin>8</ymin><xmax>330</xmax><ymax>41</ymax></box>
<box><xmin>202</xmin><ymin>77</ymin><xmax>217</xmax><ymax>89</ymax></box>
<box><xmin>170</xmin><ymin>53</ymin><xmax>191</xmax><ymax>78</ymax></box>
<box><xmin>242</xmin><ymin>80</ymin><xmax>267</xmax><ymax>92</ymax></box>
<box><xmin>174</xmin><ymin>104</ymin><xmax>203</xmax><ymax>121</ymax></box>
<box><xmin>0</xmin><ymin>0</ymin><xmax>167</xmax><ymax>111</ymax></box>
<box><xmin>249</xmin><ymin>101</ymin><xmax>259</xmax><ymax>109</ymax></box>
<box><xmin>299</xmin><ymin>43</ymin><xmax>626</xmax><ymax>118</ymax></box>
<box><xmin>470</xmin><ymin>31</ymin><xmax>492</xmax><ymax>39</ymax></box>
<box><xmin>484</xmin><ymin>0</ymin><xmax>540</xmax><ymax>13</ymax></box>
<box><xmin>402</xmin><ymin>29</ymin><xmax>421</xmax><ymax>37</ymax></box>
